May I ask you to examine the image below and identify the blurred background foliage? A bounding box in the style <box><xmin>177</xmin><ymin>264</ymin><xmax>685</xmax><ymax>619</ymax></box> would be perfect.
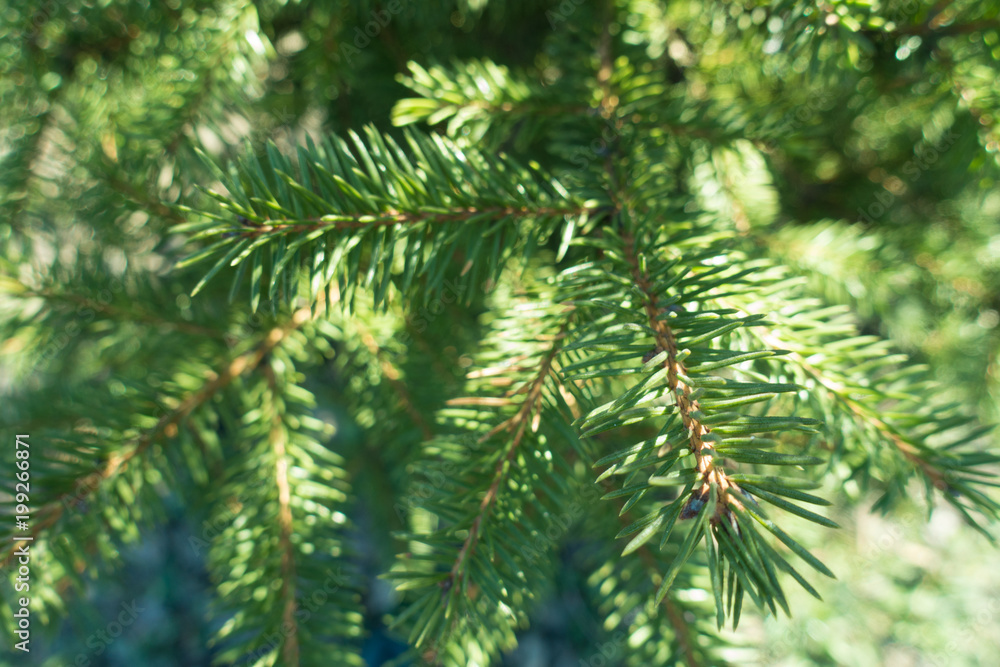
<box><xmin>1</xmin><ymin>0</ymin><xmax>998</xmax><ymax>665</ymax></box>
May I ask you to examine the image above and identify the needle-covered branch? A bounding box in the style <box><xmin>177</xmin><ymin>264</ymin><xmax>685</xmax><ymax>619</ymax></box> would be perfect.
<box><xmin>558</xmin><ymin>212</ymin><xmax>836</xmax><ymax>627</ymax></box>
<box><xmin>176</xmin><ymin>126</ymin><xmax>596</xmax><ymax>312</ymax></box>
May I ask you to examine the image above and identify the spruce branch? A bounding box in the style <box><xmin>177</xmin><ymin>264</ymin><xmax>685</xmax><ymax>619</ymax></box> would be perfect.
<box><xmin>599</xmin><ymin>474</ymin><xmax>730</xmax><ymax>667</ymax></box>
<box><xmin>391</xmin><ymin>57</ymin><xmax>604</xmax><ymax>155</ymax></box>
<box><xmin>220</xmin><ymin>204</ymin><xmax>587</xmax><ymax>237</ymax></box>
<box><xmin>387</xmin><ymin>284</ymin><xmax>583</xmax><ymax>661</ymax></box>
<box><xmin>664</xmin><ymin>599</ymin><xmax>701</xmax><ymax>667</ymax></box>
<box><xmin>262</xmin><ymin>360</ymin><xmax>301</xmax><ymax>667</ymax></box>
<box><xmin>206</xmin><ymin>346</ymin><xmax>363</xmax><ymax>666</ymax></box>
<box><xmin>755</xmin><ymin>324</ymin><xmax>951</xmax><ymax>489</ymax></box>
<box><xmin>561</xmin><ymin>221</ymin><xmax>836</xmax><ymax>627</ymax></box>
<box><xmin>621</xmin><ymin>229</ymin><xmax>747</xmax><ymax>527</ymax></box>
<box><xmin>104</xmin><ymin>172</ymin><xmax>186</xmax><ymax>224</ymax></box>
<box><xmin>0</xmin><ymin>307</ymin><xmax>313</xmax><ymax>570</ymax></box>
<box><xmin>178</xmin><ymin>127</ymin><xmax>594</xmax><ymax>310</ymax></box>
<box><xmin>9</xmin><ymin>282</ymin><xmax>221</xmax><ymax>339</ymax></box>
<box><xmin>716</xmin><ymin>290</ymin><xmax>1000</xmax><ymax>535</ymax></box>
<box><xmin>444</xmin><ymin>319</ymin><xmax>568</xmax><ymax>597</ymax></box>
<box><xmin>6</xmin><ymin>1</ymin><xmax>1000</xmax><ymax>664</ymax></box>
<box><xmin>2</xmin><ymin>108</ymin><xmax>55</xmax><ymax>233</ymax></box>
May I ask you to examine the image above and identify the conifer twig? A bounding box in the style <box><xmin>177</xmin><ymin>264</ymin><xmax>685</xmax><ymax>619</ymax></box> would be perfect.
<box><xmin>750</xmin><ymin>324</ymin><xmax>950</xmax><ymax>490</ymax></box>
<box><xmin>262</xmin><ymin>360</ymin><xmax>301</xmax><ymax>667</ymax></box>
<box><xmin>231</xmin><ymin>205</ymin><xmax>593</xmax><ymax>237</ymax></box>
<box><xmin>443</xmin><ymin>323</ymin><xmax>568</xmax><ymax>601</ymax></box>
<box><xmin>601</xmin><ymin>477</ymin><xmax>705</xmax><ymax>667</ymax></box>
<box><xmin>622</xmin><ymin>232</ymin><xmax>743</xmax><ymax>514</ymax></box>
<box><xmin>19</xmin><ymin>286</ymin><xmax>221</xmax><ymax>338</ymax></box>
<box><xmin>0</xmin><ymin>307</ymin><xmax>314</xmax><ymax>569</ymax></box>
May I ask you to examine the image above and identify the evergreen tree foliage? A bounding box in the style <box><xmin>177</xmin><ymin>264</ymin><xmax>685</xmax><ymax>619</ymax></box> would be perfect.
<box><xmin>2</xmin><ymin>0</ymin><xmax>999</xmax><ymax>665</ymax></box>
